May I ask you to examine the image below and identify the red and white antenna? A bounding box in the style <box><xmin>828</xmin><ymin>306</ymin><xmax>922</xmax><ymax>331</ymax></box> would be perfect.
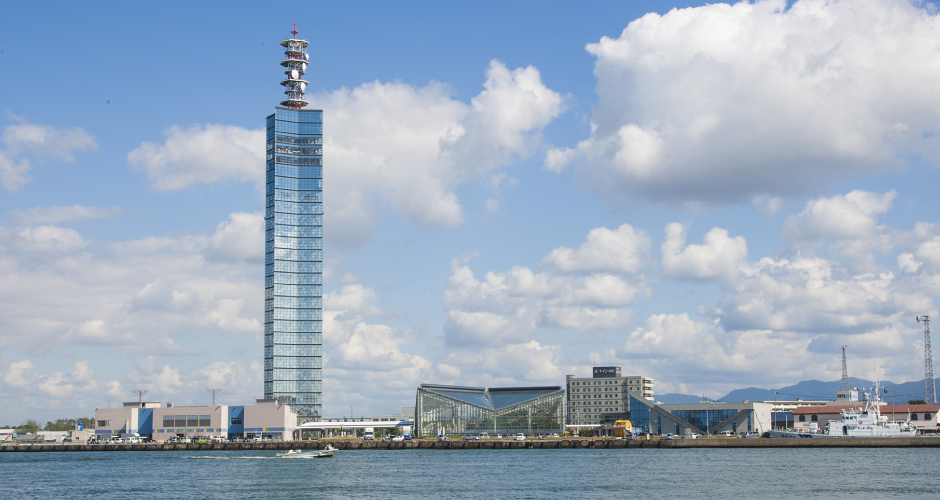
<box><xmin>279</xmin><ymin>25</ymin><xmax>309</xmax><ymax>109</ymax></box>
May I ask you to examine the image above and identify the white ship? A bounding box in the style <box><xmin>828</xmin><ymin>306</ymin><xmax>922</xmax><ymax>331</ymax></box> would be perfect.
<box><xmin>768</xmin><ymin>383</ymin><xmax>918</xmax><ymax>438</ymax></box>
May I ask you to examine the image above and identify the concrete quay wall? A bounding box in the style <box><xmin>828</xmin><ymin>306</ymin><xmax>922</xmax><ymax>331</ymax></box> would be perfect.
<box><xmin>2</xmin><ymin>437</ymin><xmax>939</xmax><ymax>452</ymax></box>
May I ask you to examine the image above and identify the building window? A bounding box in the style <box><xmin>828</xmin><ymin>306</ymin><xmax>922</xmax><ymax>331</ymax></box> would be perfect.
<box><xmin>911</xmin><ymin>413</ymin><xmax>919</xmax><ymax>421</ymax></box>
<box><xmin>799</xmin><ymin>415</ymin><xmax>806</xmax><ymax>422</ymax></box>
<box><xmin>811</xmin><ymin>415</ymin><xmax>818</xmax><ymax>422</ymax></box>
<box><xmin>199</xmin><ymin>415</ymin><xmax>211</xmax><ymax>427</ymax></box>
<box><xmin>97</xmin><ymin>420</ymin><xmax>111</xmax><ymax>428</ymax></box>
<box><xmin>925</xmin><ymin>413</ymin><xmax>933</xmax><ymax>421</ymax></box>
<box><xmin>162</xmin><ymin>416</ymin><xmax>174</xmax><ymax>428</ymax></box>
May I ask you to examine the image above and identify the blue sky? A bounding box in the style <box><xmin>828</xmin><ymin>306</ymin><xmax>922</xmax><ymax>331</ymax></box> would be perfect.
<box><xmin>2</xmin><ymin>0</ymin><xmax>940</xmax><ymax>423</ymax></box>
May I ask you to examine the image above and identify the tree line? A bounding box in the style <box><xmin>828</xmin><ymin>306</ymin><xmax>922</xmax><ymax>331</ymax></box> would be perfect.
<box><xmin>1</xmin><ymin>417</ymin><xmax>95</xmax><ymax>433</ymax></box>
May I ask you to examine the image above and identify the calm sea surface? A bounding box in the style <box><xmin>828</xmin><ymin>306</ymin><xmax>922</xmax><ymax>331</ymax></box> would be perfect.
<box><xmin>2</xmin><ymin>447</ymin><xmax>938</xmax><ymax>499</ymax></box>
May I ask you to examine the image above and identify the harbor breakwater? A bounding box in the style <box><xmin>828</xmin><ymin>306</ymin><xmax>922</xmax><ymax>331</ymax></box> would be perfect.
<box><xmin>3</xmin><ymin>436</ymin><xmax>939</xmax><ymax>452</ymax></box>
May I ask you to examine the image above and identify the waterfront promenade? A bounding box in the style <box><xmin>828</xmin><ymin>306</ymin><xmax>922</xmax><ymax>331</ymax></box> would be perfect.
<box><xmin>3</xmin><ymin>436</ymin><xmax>939</xmax><ymax>452</ymax></box>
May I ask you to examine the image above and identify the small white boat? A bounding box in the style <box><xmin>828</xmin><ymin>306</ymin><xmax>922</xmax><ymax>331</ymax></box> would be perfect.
<box><xmin>276</xmin><ymin>445</ymin><xmax>337</xmax><ymax>458</ymax></box>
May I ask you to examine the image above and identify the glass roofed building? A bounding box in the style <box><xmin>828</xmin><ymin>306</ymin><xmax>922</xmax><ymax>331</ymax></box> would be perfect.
<box><xmin>414</xmin><ymin>384</ymin><xmax>565</xmax><ymax>437</ymax></box>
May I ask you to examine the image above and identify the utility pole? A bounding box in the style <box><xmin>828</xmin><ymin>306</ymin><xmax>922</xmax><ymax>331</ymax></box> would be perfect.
<box><xmin>132</xmin><ymin>389</ymin><xmax>148</xmax><ymax>405</ymax></box>
<box><xmin>207</xmin><ymin>388</ymin><xmax>221</xmax><ymax>406</ymax></box>
<box><xmin>840</xmin><ymin>345</ymin><xmax>849</xmax><ymax>391</ymax></box>
<box><xmin>917</xmin><ymin>316</ymin><xmax>936</xmax><ymax>404</ymax></box>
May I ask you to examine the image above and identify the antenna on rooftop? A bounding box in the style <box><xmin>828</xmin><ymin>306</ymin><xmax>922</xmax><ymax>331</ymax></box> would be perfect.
<box><xmin>840</xmin><ymin>345</ymin><xmax>849</xmax><ymax>392</ymax></box>
<box><xmin>207</xmin><ymin>388</ymin><xmax>222</xmax><ymax>406</ymax></box>
<box><xmin>917</xmin><ymin>315</ymin><xmax>936</xmax><ymax>404</ymax></box>
<box><xmin>132</xmin><ymin>389</ymin><xmax>148</xmax><ymax>405</ymax></box>
<box><xmin>279</xmin><ymin>24</ymin><xmax>309</xmax><ymax>109</ymax></box>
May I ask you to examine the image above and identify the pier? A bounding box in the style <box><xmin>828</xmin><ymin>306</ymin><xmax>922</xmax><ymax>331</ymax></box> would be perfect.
<box><xmin>3</xmin><ymin>437</ymin><xmax>940</xmax><ymax>452</ymax></box>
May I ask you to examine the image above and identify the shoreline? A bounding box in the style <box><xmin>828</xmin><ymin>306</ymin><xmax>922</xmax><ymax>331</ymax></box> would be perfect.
<box><xmin>3</xmin><ymin>436</ymin><xmax>940</xmax><ymax>452</ymax></box>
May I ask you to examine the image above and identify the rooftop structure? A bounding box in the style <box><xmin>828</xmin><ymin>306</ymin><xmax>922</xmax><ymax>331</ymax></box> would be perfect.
<box><xmin>414</xmin><ymin>384</ymin><xmax>565</xmax><ymax>437</ymax></box>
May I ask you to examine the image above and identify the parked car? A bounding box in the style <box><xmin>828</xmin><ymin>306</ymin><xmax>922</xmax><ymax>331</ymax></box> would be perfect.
<box><xmin>690</xmin><ymin>433</ymin><xmax>701</xmax><ymax>439</ymax></box>
<box><xmin>403</xmin><ymin>435</ymin><xmax>412</xmax><ymax>440</ymax></box>
<box><xmin>461</xmin><ymin>434</ymin><xmax>479</xmax><ymax>440</ymax></box>
<box><xmin>514</xmin><ymin>433</ymin><xmax>526</xmax><ymax>441</ymax></box>
<box><xmin>478</xmin><ymin>432</ymin><xmax>489</xmax><ymax>439</ymax></box>
<box><xmin>496</xmin><ymin>434</ymin><xmax>503</xmax><ymax>439</ymax></box>
<box><xmin>437</xmin><ymin>435</ymin><xmax>449</xmax><ymax>441</ymax></box>
<box><xmin>719</xmin><ymin>431</ymin><xmax>735</xmax><ymax>437</ymax></box>
<box><xmin>663</xmin><ymin>433</ymin><xmax>676</xmax><ymax>440</ymax></box>
<box><xmin>391</xmin><ymin>435</ymin><xmax>405</xmax><ymax>442</ymax></box>
<box><xmin>744</xmin><ymin>431</ymin><xmax>760</xmax><ymax>438</ymax></box>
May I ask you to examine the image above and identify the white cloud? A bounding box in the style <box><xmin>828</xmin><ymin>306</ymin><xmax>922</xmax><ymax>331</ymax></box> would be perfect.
<box><xmin>783</xmin><ymin>190</ymin><xmax>896</xmax><ymax>241</ymax></box>
<box><xmin>546</xmin><ymin>0</ymin><xmax>940</xmax><ymax>205</ymax></box>
<box><xmin>12</xmin><ymin>205</ymin><xmax>121</xmax><ymax>225</ymax></box>
<box><xmin>661</xmin><ymin>223</ymin><xmax>748</xmax><ymax>280</ymax></box>
<box><xmin>128</xmin><ymin>61</ymin><xmax>563</xmax><ymax>248</ymax></box>
<box><xmin>541</xmin><ymin>224</ymin><xmax>651</xmax><ymax>274</ymax></box>
<box><xmin>127</xmin><ymin>124</ymin><xmax>264</xmax><ymax>191</ymax></box>
<box><xmin>0</xmin><ymin>119</ymin><xmax>97</xmax><ymax>192</ymax></box>
<box><xmin>444</xmin><ymin>233</ymin><xmax>649</xmax><ymax>347</ymax></box>
<box><xmin>0</xmin><ymin>212</ymin><xmax>264</xmax><ymax>356</ymax></box>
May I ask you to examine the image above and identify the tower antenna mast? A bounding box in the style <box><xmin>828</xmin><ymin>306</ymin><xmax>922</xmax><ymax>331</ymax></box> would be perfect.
<box><xmin>917</xmin><ymin>316</ymin><xmax>936</xmax><ymax>404</ymax></box>
<box><xmin>207</xmin><ymin>388</ymin><xmax>222</xmax><ymax>406</ymax></box>
<box><xmin>840</xmin><ymin>345</ymin><xmax>849</xmax><ymax>392</ymax></box>
<box><xmin>132</xmin><ymin>389</ymin><xmax>148</xmax><ymax>405</ymax></box>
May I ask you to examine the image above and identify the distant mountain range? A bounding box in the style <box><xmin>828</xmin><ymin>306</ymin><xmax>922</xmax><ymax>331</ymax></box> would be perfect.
<box><xmin>654</xmin><ymin>377</ymin><xmax>938</xmax><ymax>405</ymax></box>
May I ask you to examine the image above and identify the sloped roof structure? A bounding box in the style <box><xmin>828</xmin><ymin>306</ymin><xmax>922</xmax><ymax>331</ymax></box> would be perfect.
<box><xmin>418</xmin><ymin>384</ymin><xmax>564</xmax><ymax>410</ymax></box>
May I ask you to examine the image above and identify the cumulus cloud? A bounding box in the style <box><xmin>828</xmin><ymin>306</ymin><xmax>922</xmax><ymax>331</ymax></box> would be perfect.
<box><xmin>546</xmin><ymin>0</ymin><xmax>940</xmax><ymax>205</ymax></box>
<box><xmin>783</xmin><ymin>190</ymin><xmax>896</xmax><ymax>241</ymax></box>
<box><xmin>661</xmin><ymin>223</ymin><xmax>748</xmax><ymax>281</ymax></box>
<box><xmin>0</xmin><ymin>211</ymin><xmax>264</xmax><ymax>357</ymax></box>
<box><xmin>128</xmin><ymin>61</ymin><xmax>563</xmax><ymax>248</ymax></box>
<box><xmin>541</xmin><ymin>224</ymin><xmax>651</xmax><ymax>274</ymax></box>
<box><xmin>444</xmin><ymin>224</ymin><xmax>652</xmax><ymax>347</ymax></box>
<box><xmin>12</xmin><ymin>205</ymin><xmax>121</xmax><ymax>225</ymax></box>
<box><xmin>127</xmin><ymin>124</ymin><xmax>264</xmax><ymax>191</ymax></box>
<box><xmin>0</xmin><ymin>118</ymin><xmax>97</xmax><ymax>192</ymax></box>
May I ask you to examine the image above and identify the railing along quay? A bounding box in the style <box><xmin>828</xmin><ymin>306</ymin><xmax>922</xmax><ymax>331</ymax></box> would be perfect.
<box><xmin>3</xmin><ymin>436</ymin><xmax>940</xmax><ymax>452</ymax></box>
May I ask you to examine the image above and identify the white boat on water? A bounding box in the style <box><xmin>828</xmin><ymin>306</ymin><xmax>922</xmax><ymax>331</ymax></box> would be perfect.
<box><xmin>769</xmin><ymin>383</ymin><xmax>918</xmax><ymax>438</ymax></box>
<box><xmin>276</xmin><ymin>445</ymin><xmax>337</xmax><ymax>458</ymax></box>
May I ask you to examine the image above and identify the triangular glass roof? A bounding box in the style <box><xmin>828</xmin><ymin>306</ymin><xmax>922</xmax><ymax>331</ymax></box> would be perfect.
<box><xmin>421</xmin><ymin>384</ymin><xmax>562</xmax><ymax>411</ymax></box>
<box><xmin>422</xmin><ymin>386</ymin><xmax>493</xmax><ymax>409</ymax></box>
<box><xmin>489</xmin><ymin>388</ymin><xmax>562</xmax><ymax>410</ymax></box>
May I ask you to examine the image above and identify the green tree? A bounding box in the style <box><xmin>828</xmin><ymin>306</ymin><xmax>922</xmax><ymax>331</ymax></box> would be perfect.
<box><xmin>907</xmin><ymin>399</ymin><xmax>927</xmax><ymax>405</ymax></box>
<box><xmin>18</xmin><ymin>419</ymin><xmax>40</xmax><ymax>434</ymax></box>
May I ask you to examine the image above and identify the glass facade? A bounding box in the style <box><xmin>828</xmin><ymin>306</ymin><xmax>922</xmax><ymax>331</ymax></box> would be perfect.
<box><xmin>415</xmin><ymin>385</ymin><xmax>565</xmax><ymax>437</ymax></box>
<box><xmin>671</xmin><ymin>409</ymin><xmax>737</xmax><ymax>432</ymax></box>
<box><xmin>264</xmin><ymin>107</ymin><xmax>323</xmax><ymax>421</ymax></box>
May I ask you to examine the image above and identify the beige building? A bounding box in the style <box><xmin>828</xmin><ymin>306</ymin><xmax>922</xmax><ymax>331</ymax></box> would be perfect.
<box><xmin>566</xmin><ymin>366</ymin><xmax>653</xmax><ymax>425</ymax></box>
<box><xmin>94</xmin><ymin>399</ymin><xmax>299</xmax><ymax>441</ymax></box>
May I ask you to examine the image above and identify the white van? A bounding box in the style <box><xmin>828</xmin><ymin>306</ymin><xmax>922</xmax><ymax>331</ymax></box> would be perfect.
<box><xmin>363</xmin><ymin>428</ymin><xmax>375</xmax><ymax>440</ymax></box>
<box><xmin>514</xmin><ymin>433</ymin><xmax>526</xmax><ymax>441</ymax></box>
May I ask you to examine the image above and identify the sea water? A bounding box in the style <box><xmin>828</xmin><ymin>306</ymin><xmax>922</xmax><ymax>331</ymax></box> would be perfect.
<box><xmin>2</xmin><ymin>447</ymin><xmax>938</xmax><ymax>498</ymax></box>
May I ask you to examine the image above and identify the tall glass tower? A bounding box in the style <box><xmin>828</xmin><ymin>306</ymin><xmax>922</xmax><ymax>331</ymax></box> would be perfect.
<box><xmin>264</xmin><ymin>26</ymin><xmax>323</xmax><ymax>421</ymax></box>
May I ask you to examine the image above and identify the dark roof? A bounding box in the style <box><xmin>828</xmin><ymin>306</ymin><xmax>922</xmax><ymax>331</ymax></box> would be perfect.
<box><xmin>419</xmin><ymin>384</ymin><xmax>563</xmax><ymax>410</ymax></box>
<box><xmin>793</xmin><ymin>404</ymin><xmax>940</xmax><ymax>415</ymax></box>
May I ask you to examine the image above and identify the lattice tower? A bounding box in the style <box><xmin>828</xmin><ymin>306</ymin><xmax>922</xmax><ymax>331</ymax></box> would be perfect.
<box><xmin>840</xmin><ymin>345</ymin><xmax>849</xmax><ymax>391</ymax></box>
<box><xmin>207</xmin><ymin>388</ymin><xmax>222</xmax><ymax>406</ymax></box>
<box><xmin>917</xmin><ymin>316</ymin><xmax>936</xmax><ymax>404</ymax></box>
<box><xmin>132</xmin><ymin>389</ymin><xmax>148</xmax><ymax>404</ymax></box>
